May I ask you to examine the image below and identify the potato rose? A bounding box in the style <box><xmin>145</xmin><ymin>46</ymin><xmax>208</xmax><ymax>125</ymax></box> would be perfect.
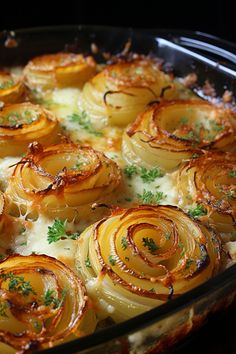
<box><xmin>0</xmin><ymin>71</ymin><xmax>25</xmax><ymax>104</ymax></box>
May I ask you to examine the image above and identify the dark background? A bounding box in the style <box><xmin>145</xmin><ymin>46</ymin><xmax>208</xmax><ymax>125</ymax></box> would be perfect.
<box><xmin>0</xmin><ymin>1</ymin><xmax>235</xmax><ymax>44</ymax></box>
<box><xmin>1</xmin><ymin>1</ymin><xmax>236</xmax><ymax>354</ymax></box>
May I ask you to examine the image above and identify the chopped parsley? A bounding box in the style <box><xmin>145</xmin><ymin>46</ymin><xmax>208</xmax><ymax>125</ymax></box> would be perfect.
<box><xmin>69</xmin><ymin>111</ymin><xmax>103</xmax><ymax>137</ymax></box>
<box><xmin>185</xmin><ymin>259</ymin><xmax>194</xmax><ymax>269</ymax></box>
<box><xmin>0</xmin><ymin>302</ymin><xmax>8</xmax><ymax>317</ymax></box>
<box><xmin>164</xmin><ymin>232</ymin><xmax>171</xmax><ymax>240</ymax></box>
<box><xmin>123</xmin><ymin>165</ymin><xmax>138</xmax><ymax>178</ymax></box>
<box><xmin>179</xmin><ymin>117</ymin><xmax>189</xmax><ymax>125</ymax></box>
<box><xmin>142</xmin><ymin>237</ymin><xmax>159</xmax><ymax>254</ymax></box>
<box><xmin>43</xmin><ymin>288</ymin><xmax>67</xmax><ymax>309</ymax></box>
<box><xmin>188</xmin><ymin>204</ymin><xmax>207</xmax><ymax>218</ymax></box>
<box><xmin>0</xmin><ymin>272</ymin><xmax>36</xmax><ymax>296</ymax></box>
<box><xmin>229</xmin><ymin>170</ymin><xmax>236</xmax><ymax>178</ymax></box>
<box><xmin>47</xmin><ymin>219</ymin><xmax>80</xmax><ymax>244</ymax></box>
<box><xmin>137</xmin><ymin>189</ymin><xmax>166</xmax><ymax>205</ymax></box>
<box><xmin>0</xmin><ymin>79</ymin><xmax>14</xmax><ymax>90</ymax></box>
<box><xmin>85</xmin><ymin>257</ymin><xmax>92</xmax><ymax>268</ymax></box>
<box><xmin>121</xmin><ymin>236</ymin><xmax>128</xmax><ymax>250</ymax></box>
<box><xmin>140</xmin><ymin>167</ymin><xmax>164</xmax><ymax>183</ymax></box>
<box><xmin>108</xmin><ymin>255</ymin><xmax>116</xmax><ymax>266</ymax></box>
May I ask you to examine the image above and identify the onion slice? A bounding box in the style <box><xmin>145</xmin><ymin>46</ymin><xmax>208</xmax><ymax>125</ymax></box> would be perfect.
<box><xmin>0</xmin><ymin>102</ymin><xmax>60</xmax><ymax>157</ymax></box>
<box><xmin>76</xmin><ymin>205</ymin><xmax>221</xmax><ymax>322</ymax></box>
<box><xmin>176</xmin><ymin>151</ymin><xmax>236</xmax><ymax>234</ymax></box>
<box><xmin>0</xmin><ymin>254</ymin><xmax>96</xmax><ymax>352</ymax></box>
<box><xmin>0</xmin><ymin>71</ymin><xmax>25</xmax><ymax>104</ymax></box>
<box><xmin>122</xmin><ymin>100</ymin><xmax>236</xmax><ymax>171</ymax></box>
<box><xmin>7</xmin><ymin>142</ymin><xmax>121</xmax><ymax>220</ymax></box>
<box><xmin>23</xmin><ymin>53</ymin><xmax>96</xmax><ymax>90</ymax></box>
<box><xmin>79</xmin><ymin>58</ymin><xmax>177</xmax><ymax>126</ymax></box>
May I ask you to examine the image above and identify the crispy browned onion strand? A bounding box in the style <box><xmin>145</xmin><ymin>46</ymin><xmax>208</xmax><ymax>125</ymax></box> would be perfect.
<box><xmin>176</xmin><ymin>151</ymin><xmax>236</xmax><ymax>234</ymax></box>
<box><xmin>0</xmin><ymin>254</ymin><xmax>96</xmax><ymax>353</ymax></box>
<box><xmin>6</xmin><ymin>142</ymin><xmax>121</xmax><ymax>220</ymax></box>
<box><xmin>0</xmin><ymin>71</ymin><xmax>25</xmax><ymax>104</ymax></box>
<box><xmin>122</xmin><ymin>100</ymin><xmax>236</xmax><ymax>171</ymax></box>
<box><xmin>79</xmin><ymin>58</ymin><xmax>177</xmax><ymax>126</ymax></box>
<box><xmin>0</xmin><ymin>102</ymin><xmax>60</xmax><ymax>157</ymax></box>
<box><xmin>23</xmin><ymin>53</ymin><xmax>96</xmax><ymax>90</ymax></box>
<box><xmin>76</xmin><ymin>205</ymin><xmax>221</xmax><ymax>322</ymax></box>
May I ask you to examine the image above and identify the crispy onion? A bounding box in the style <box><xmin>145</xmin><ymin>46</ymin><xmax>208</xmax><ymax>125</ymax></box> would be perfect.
<box><xmin>79</xmin><ymin>58</ymin><xmax>176</xmax><ymax>126</ymax></box>
<box><xmin>7</xmin><ymin>142</ymin><xmax>121</xmax><ymax>220</ymax></box>
<box><xmin>23</xmin><ymin>53</ymin><xmax>96</xmax><ymax>90</ymax></box>
<box><xmin>176</xmin><ymin>151</ymin><xmax>236</xmax><ymax>233</ymax></box>
<box><xmin>0</xmin><ymin>254</ymin><xmax>96</xmax><ymax>353</ymax></box>
<box><xmin>76</xmin><ymin>205</ymin><xmax>221</xmax><ymax>322</ymax></box>
<box><xmin>0</xmin><ymin>102</ymin><xmax>60</xmax><ymax>157</ymax></box>
<box><xmin>0</xmin><ymin>71</ymin><xmax>25</xmax><ymax>104</ymax></box>
<box><xmin>122</xmin><ymin>100</ymin><xmax>236</xmax><ymax>171</ymax></box>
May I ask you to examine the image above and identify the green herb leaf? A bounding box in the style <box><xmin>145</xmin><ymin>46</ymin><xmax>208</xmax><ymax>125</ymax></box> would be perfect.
<box><xmin>142</xmin><ymin>237</ymin><xmax>159</xmax><ymax>254</ymax></box>
<box><xmin>108</xmin><ymin>255</ymin><xmax>116</xmax><ymax>266</ymax></box>
<box><xmin>0</xmin><ymin>272</ymin><xmax>36</xmax><ymax>296</ymax></box>
<box><xmin>47</xmin><ymin>219</ymin><xmax>80</xmax><ymax>243</ymax></box>
<box><xmin>123</xmin><ymin>165</ymin><xmax>138</xmax><ymax>178</ymax></box>
<box><xmin>43</xmin><ymin>288</ymin><xmax>67</xmax><ymax>309</ymax></box>
<box><xmin>69</xmin><ymin>111</ymin><xmax>103</xmax><ymax>137</ymax></box>
<box><xmin>0</xmin><ymin>302</ymin><xmax>8</xmax><ymax>317</ymax></box>
<box><xmin>137</xmin><ymin>189</ymin><xmax>166</xmax><ymax>205</ymax></box>
<box><xmin>229</xmin><ymin>170</ymin><xmax>236</xmax><ymax>178</ymax></box>
<box><xmin>140</xmin><ymin>167</ymin><xmax>164</xmax><ymax>183</ymax></box>
<box><xmin>188</xmin><ymin>204</ymin><xmax>207</xmax><ymax>218</ymax></box>
<box><xmin>121</xmin><ymin>236</ymin><xmax>128</xmax><ymax>250</ymax></box>
<box><xmin>85</xmin><ymin>257</ymin><xmax>92</xmax><ymax>268</ymax></box>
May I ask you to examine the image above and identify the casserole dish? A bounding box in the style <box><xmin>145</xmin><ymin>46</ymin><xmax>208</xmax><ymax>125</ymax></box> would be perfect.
<box><xmin>0</xmin><ymin>25</ymin><xmax>236</xmax><ymax>354</ymax></box>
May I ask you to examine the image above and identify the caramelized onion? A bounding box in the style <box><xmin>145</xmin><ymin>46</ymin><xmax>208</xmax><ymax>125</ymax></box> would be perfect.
<box><xmin>76</xmin><ymin>205</ymin><xmax>221</xmax><ymax>322</ymax></box>
<box><xmin>0</xmin><ymin>71</ymin><xmax>25</xmax><ymax>104</ymax></box>
<box><xmin>7</xmin><ymin>142</ymin><xmax>121</xmax><ymax>220</ymax></box>
<box><xmin>122</xmin><ymin>100</ymin><xmax>236</xmax><ymax>171</ymax></box>
<box><xmin>79</xmin><ymin>58</ymin><xmax>176</xmax><ymax>126</ymax></box>
<box><xmin>0</xmin><ymin>254</ymin><xmax>96</xmax><ymax>352</ymax></box>
<box><xmin>176</xmin><ymin>151</ymin><xmax>236</xmax><ymax>233</ymax></box>
<box><xmin>23</xmin><ymin>53</ymin><xmax>96</xmax><ymax>90</ymax></box>
<box><xmin>0</xmin><ymin>102</ymin><xmax>60</xmax><ymax>157</ymax></box>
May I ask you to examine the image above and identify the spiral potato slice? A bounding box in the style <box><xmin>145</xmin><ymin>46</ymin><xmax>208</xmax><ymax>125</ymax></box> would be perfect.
<box><xmin>176</xmin><ymin>151</ymin><xmax>236</xmax><ymax>234</ymax></box>
<box><xmin>0</xmin><ymin>102</ymin><xmax>60</xmax><ymax>157</ymax></box>
<box><xmin>23</xmin><ymin>53</ymin><xmax>96</xmax><ymax>90</ymax></box>
<box><xmin>0</xmin><ymin>254</ymin><xmax>96</xmax><ymax>353</ymax></box>
<box><xmin>79</xmin><ymin>58</ymin><xmax>176</xmax><ymax>126</ymax></box>
<box><xmin>0</xmin><ymin>71</ymin><xmax>25</xmax><ymax>104</ymax></box>
<box><xmin>76</xmin><ymin>205</ymin><xmax>221</xmax><ymax>322</ymax></box>
<box><xmin>122</xmin><ymin>100</ymin><xmax>236</xmax><ymax>171</ymax></box>
<box><xmin>7</xmin><ymin>142</ymin><xmax>121</xmax><ymax>220</ymax></box>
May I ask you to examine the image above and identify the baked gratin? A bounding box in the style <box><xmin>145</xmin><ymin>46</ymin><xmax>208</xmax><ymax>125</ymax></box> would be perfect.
<box><xmin>0</xmin><ymin>51</ymin><xmax>235</xmax><ymax>353</ymax></box>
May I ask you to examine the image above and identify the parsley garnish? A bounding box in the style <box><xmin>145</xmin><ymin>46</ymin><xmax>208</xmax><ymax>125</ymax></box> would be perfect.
<box><xmin>47</xmin><ymin>219</ymin><xmax>80</xmax><ymax>244</ymax></box>
<box><xmin>0</xmin><ymin>272</ymin><xmax>36</xmax><ymax>296</ymax></box>
<box><xmin>69</xmin><ymin>111</ymin><xmax>103</xmax><ymax>136</ymax></box>
<box><xmin>229</xmin><ymin>170</ymin><xmax>236</xmax><ymax>178</ymax></box>
<box><xmin>85</xmin><ymin>257</ymin><xmax>92</xmax><ymax>268</ymax></box>
<box><xmin>0</xmin><ymin>79</ymin><xmax>14</xmax><ymax>90</ymax></box>
<box><xmin>188</xmin><ymin>204</ymin><xmax>207</xmax><ymax>218</ymax></box>
<box><xmin>121</xmin><ymin>236</ymin><xmax>128</xmax><ymax>250</ymax></box>
<box><xmin>185</xmin><ymin>259</ymin><xmax>194</xmax><ymax>269</ymax></box>
<box><xmin>108</xmin><ymin>255</ymin><xmax>116</xmax><ymax>266</ymax></box>
<box><xmin>179</xmin><ymin>117</ymin><xmax>189</xmax><ymax>125</ymax></box>
<box><xmin>137</xmin><ymin>189</ymin><xmax>166</xmax><ymax>205</ymax></box>
<box><xmin>43</xmin><ymin>288</ymin><xmax>67</xmax><ymax>309</ymax></box>
<box><xmin>164</xmin><ymin>232</ymin><xmax>171</xmax><ymax>240</ymax></box>
<box><xmin>123</xmin><ymin>165</ymin><xmax>138</xmax><ymax>178</ymax></box>
<box><xmin>140</xmin><ymin>167</ymin><xmax>164</xmax><ymax>183</ymax></box>
<box><xmin>0</xmin><ymin>302</ymin><xmax>8</xmax><ymax>317</ymax></box>
<box><xmin>142</xmin><ymin>237</ymin><xmax>159</xmax><ymax>254</ymax></box>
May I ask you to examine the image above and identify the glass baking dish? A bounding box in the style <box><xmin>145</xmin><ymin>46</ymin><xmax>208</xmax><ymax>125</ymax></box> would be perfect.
<box><xmin>0</xmin><ymin>25</ymin><xmax>236</xmax><ymax>354</ymax></box>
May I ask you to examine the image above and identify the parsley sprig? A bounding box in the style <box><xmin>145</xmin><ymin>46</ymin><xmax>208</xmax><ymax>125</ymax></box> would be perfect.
<box><xmin>47</xmin><ymin>219</ymin><xmax>80</xmax><ymax>244</ymax></box>
<box><xmin>188</xmin><ymin>204</ymin><xmax>207</xmax><ymax>218</ymax></box>
<box><xmin>69</xmin><ymin>111</ymin><xmax>103</xmax><ymax>137</ymax></box>
<box><xmin>142</xmin><ymin>237</ymin><xmax>159</xmax><ymax>254</ymax></box>
<box><xmin>124</xmin><ymin>165</ymin><xmax>164</xmax><ymax>183</ymax></box>
<box><xmin>0</xmin><ymin>272</ymin><xmax>36</xmax><ymax>296</ymax></box>
<box><xmin>137</xmin><ymin>189</ymin><xmax>166</xmax><ymax>204</ymax></box>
